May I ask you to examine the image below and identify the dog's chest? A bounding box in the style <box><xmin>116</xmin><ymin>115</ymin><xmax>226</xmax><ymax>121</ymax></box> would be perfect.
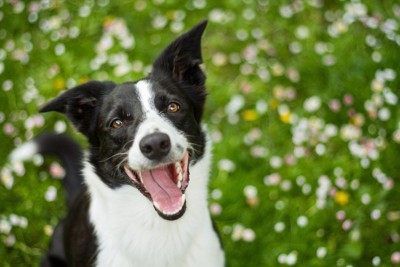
<box><xmin>94</xmin><ymin>215</ymin><xmax>198</xmax><ymax>267</ymax></box>
<box><xmin>90</xmin><ymin>188</ymin><xmax>221</xmax><ymax>267</ymax></box>
<box><xmin>84</xmin><ymin>163</ymin><xmax>223</xmax><ymax>267</ymax></box>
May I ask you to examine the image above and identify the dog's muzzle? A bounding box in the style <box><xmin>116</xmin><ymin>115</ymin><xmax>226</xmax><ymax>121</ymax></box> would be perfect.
<box><xmin>124</xmin><ymin>133</ymin><xmax>190</xmax><ymax>220</ymax></box>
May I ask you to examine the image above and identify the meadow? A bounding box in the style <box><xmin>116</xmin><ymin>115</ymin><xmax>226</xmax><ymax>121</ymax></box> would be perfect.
<box><xmin>1</xmin><ymin>0</ymin><xmax>400</xmax><ymax>266</ymax></box>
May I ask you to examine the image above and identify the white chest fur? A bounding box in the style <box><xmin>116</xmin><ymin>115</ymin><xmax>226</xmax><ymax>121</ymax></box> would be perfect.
<box><xmin>83</xmin><ymin>142</ymin><xmax>224</xmax><ymax>267</ymax></box>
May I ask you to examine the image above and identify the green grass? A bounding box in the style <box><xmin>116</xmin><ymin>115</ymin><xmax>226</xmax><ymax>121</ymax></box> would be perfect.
<box><xmin>1</xmin><ymin>0</ymin><xmax>400</xmax><ymax>266</ymax></box>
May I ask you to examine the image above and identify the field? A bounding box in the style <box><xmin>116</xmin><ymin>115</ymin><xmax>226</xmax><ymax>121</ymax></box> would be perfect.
<box><xmin>1</xmin><ymin>0</ymin><xmax>400</xmax><ymax>266</ymax></box>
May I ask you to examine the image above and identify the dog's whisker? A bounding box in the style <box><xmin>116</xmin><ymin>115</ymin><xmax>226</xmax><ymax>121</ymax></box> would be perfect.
<box><xmin>121</xmin><ymin>140</ymin><xmax>134</xmax><ymax>150</ymax></box>
<box><xmin>100</xmin><ymin>152</ymin><xmax>128</xmax><ymax>163</ymax></box>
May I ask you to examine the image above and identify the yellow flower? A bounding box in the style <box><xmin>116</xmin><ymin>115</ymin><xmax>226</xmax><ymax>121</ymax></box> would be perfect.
<box><xmin>351</xmin><ymin>113</ymin><xmax>365</xmax><ymax>127</ymax></box>
<box><xmin>103</xmin><ymin>16</ymin><xmax>115</xmax><ymax>27</ymax></box>
<box><xmin>43</xmin><ymin>225</ymin><xmax>53</xmax><ymax>236</ymax></box>
<box><xmin>79</xmin><ymin>76</ymin><xmax>90</xmax><ymax>84</ymax></box>
<box><xmin>335</xmin><ymin>191</ymin><xmax>350</xmax><ymax>206</ymax></box>
<box><xmin>54</xmin><ymin>78</ymin><xmax>65</xmax><ymax>90</ymax></box>
<box><xmin>246</xmin><ymin>197</ymin><xmax>259</xmax><ymax>208</ymax></box>
<box><xmin>280</xmin><ymin>112</ymin><xmax>291</xmax><ymax>124</ymax></box>
<box><xmin>242</xmin><ymin>109</ymin><xmax>258</xmax><ymax>121</ymax></box>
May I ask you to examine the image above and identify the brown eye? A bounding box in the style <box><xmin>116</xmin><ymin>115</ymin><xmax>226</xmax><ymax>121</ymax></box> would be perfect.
<box><xmin>111</xmin><ymin>119</ymin><xmax>126</xmax><ymax>129</ymax></box>
<box><xmin>167</xmin><ymin>102</ymin><xmax>180</xmax><ymax>113</ymax></box>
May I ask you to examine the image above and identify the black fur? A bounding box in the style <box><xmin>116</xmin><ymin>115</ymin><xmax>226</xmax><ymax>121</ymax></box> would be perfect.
<box><xmin>151</xmin><ymin>20</ymin><xmax>208</xmax><ymax>123</ymax></box>
<box><xmin>34</xmin><ymin>133</ymin><xmax>84</xmax><ymax>209</ymax></box>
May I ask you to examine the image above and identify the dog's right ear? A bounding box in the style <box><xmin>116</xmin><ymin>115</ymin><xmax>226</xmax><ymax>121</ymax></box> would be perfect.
<box><xmin>152</xmin><ymin>20</ymin><xmax>208</xmax><ymax>86</ymax></box>
<box><xmin>40</xmin><ymin>81</ymin><xmax>116</xmax><ymax>138</ymax></box>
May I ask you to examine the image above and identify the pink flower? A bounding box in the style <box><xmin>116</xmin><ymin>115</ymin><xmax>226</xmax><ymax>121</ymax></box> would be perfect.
<box><xmin>336</xmin><ymin>210</ymin><xmax>346</xmax><ymax>221</ymax></box>
<box><xmin>343</xmin><ymin>94</ymin><xmax>354</xmax><ymax>106</ymax></box>
<box><xmin>342</xmin><ymin>219</ymin><xmax>352</xmax><ymax>231</ymax></box>
<box><xmin>3</xmin><ymin>123</ymin><xmax>15</xmax><ymax>136</ymax></box>
<box><xmin>50</xmin><ymin>162</ymin><xmax>65</xmax><ymax>178</ymax></box>
<box><xmin>210</xmin><ymin>203</ymin><xmax>222</xmax><ymax>215</ymax></box>
<box><xmin>329</xmin><ymin>99</ymin><xmax>341</xmax><ymax>112</ymax></box>
<box><xmin>391</xmin><ymin>252</ymin><xmax>400</xmax><ymax>264</ymax></box>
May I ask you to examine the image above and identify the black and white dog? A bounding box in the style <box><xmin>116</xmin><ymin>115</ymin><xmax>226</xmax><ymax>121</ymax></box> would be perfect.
<box><xmin>11</xmin><ymin>20</ymin><xmax>224</xmax><ymax>267</ymax></box>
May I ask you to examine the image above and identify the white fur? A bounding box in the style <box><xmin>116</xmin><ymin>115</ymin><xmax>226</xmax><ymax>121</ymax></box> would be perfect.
<box><xmin>127</xmin><ymin>80</ymin><xmax>189</xmax><ymax>170</ymax></box>
<box><xmin>9</xmin><ymin>141</ymin><xmax>38</xmax><ymax>164</ymax></box>
<box><xmin>85</xmin><ymin>138</ymin><xmax>224</xmax><ymax>267</ymax></box>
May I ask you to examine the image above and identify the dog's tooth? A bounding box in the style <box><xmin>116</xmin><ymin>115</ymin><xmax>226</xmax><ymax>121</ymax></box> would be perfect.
<box><xmin>137</xmin><ymin>171</ymin><xmax>143</xmax><ymax>183</ymax></box>
<box><xmin>175</xmin><ymin>162</ymin><xmax>182</xmax><ymax>174</ymax></box>
<box><xmin>154</xmin><ymin>201</ymin><xmax>161</xmax><ymax>211</ymax></box>
<box><xmin>177</xmin><ymin>172</ymin><xmax>183</xmax><ymax>188</ymax></box>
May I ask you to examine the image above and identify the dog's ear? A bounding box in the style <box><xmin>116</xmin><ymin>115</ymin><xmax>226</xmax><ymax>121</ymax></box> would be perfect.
<box><xmin>40</xmin><ymin>81</ymin><xmax>116</xmax><ymax>138</ymax></box>
<box><xmin>152</xmin><ymin>20</ymin><xmax>207</xmax><ymax>86</ymax></box>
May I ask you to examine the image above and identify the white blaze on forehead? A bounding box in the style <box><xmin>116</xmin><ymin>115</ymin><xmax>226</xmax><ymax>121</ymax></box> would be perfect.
<box><xmin>135</xmin><ymin>80</ymin><xmax>156</xmax><ymax>116</ymax></box>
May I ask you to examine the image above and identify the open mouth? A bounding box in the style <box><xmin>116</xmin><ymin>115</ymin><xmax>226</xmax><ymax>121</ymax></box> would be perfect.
<box><xmin>123</xmin><ymin>153</ymin><xmax>190</xmax><ymax>220</ymax></box>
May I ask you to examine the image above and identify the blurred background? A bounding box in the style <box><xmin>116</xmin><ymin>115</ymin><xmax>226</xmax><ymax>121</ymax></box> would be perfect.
<box><xmin>1</xmin><ymin>0</ymin><xmax>400</xmax><ymax>266</ymax></box>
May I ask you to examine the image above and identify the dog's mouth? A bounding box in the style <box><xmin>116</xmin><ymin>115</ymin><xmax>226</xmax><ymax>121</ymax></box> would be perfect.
<box><xmin>123</xmin><ymin>153</ymin><xmax>190</xmax><ymax>220</ymax></box>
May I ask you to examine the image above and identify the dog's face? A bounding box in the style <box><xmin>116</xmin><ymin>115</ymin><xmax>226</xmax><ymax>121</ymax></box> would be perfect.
<box><xmin>40</xmin><ymin>21</ymin><xmax>208</xmax><ymax>220</ymax></box>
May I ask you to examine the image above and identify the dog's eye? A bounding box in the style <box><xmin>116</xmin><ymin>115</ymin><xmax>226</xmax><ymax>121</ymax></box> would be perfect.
<box><xmin>111</xmin><ymin>119</ymin><xmax>126</xmax><ymax>129</ymax></box>
<box><xmin>167</xmin><ymin>102</ymin><xmax>180</xmax><ymax>113</ymax></box>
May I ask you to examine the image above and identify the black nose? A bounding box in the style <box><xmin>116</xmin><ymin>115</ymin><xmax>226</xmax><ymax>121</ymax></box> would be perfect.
<box><xmin>139</xmin><ymin>133</ymin><xmax>171</xmax><ymax>160</ymax></box>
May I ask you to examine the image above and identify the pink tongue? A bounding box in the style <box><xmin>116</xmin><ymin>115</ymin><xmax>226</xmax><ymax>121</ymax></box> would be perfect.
<box><xmin>140</xmin><ymin>165</ymin><xmax>183</xmax><ymax>214</ymax></box>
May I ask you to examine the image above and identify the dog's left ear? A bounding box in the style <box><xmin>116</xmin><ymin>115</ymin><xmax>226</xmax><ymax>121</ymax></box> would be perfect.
<box><xmin>152</xmin><ymin>20</ymin><xmax>208</xmax><ymax>86</ymax></box>
<box><xmin>39</xmin><ymin>81</ymin><xmax>116</xmax><ymax>141</ymax></box>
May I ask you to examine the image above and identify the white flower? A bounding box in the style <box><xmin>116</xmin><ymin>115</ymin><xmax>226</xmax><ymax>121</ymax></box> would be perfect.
<box><xmin>243</xmin><ymin>185</ymin><xmax>258</xmax><ymax>199</ymax></box>
<box><xmin>325</xmin><ymin>124</ymin><xmax>338</xmax><ymax>137</ymax></box>
<box><xmin>304</xmin><ymin>96</ymin><xmax>321</xmax><ymax>112</ymax></box>
<box><xmin>274</xmin><ymin>222</ymin><xmax>285</xmax><ymax>232</ymax></box>
<box><xmin>393</xmin><ymin>129</ymin><xmax>400</xmax><ymax>143</ymax></box>
<box><xmin>280</xmin><ymin>5</ymin><xmax>294</xmax><ymax>18</ymax></box>
<box><xmin>54</xmin><ymin>120</ymin><xmax>67</xmax><ymax>133</ymax></box>
<box><xmin>315</xmin><ymin>42</ymin><xmax>328</xmax><ymax>54</ymax></box>
<box><xmin>225</xmin><ymin>95</ymin><xmax>245</xmax><ymax>115</ymax></box>
<box><xmin>344</xmin><ymin>2</ymin><xmax>367</xmax><ymax>20</ymax></box>
<box><xmin>242</xmin><ymin>228</ymin><xmax>256</xmax><ymax>242</ymax></box>
<box><xmin>231</xmin><ymin>224</ymin><xmax>244</xmax><ymax>241</ymax></box>
<box><xmin>317</xmin><ymin>247</ymin><xmax>327</xmax><ymax>258</ymax></box>
<box><xmin>270</xmin><ymin>156</ymin><xmax>283</xmax><ymax>169</ymax></box>
<box><xmin>264</xmin><ymin>173</ymin><xmax>281</xmax><ymax>186</ymax></box>
<box><xmin>297</xmin><ymin>216</ymin><xmax>308</xmax><ymax>227</ymax></box>
<box><xmin>383</xmin><ymin>88</ymin><xmax>398</xmax><ymax>105</ymax></box>
<box><xmin>316</xmin><ymin>175</ymin><xmax>331</xmax><ymax>208</ymax></box>
<box><xmin>372</xmin><ymin>256</ymin><xmax>381</xmax><ymax>266</ymax></box>
<box><xmin>96</xmin><ymin>35</ymin><xmax>114</xmax><ymax>53</ymax></box>
<box><xmin>295</xmin><ymin>26</ymin><xmax>309</xmax><ymax>39</ymax></box>
<box><xmin>218</xmin><ymin>159</ymin><xmax>236</xmax><ymax>172</ymax></box>
<box><xmin>45</xmin><ymin>186</ymin><xmax>57</xmax><ymax>202</ymax></box>
<box><xmin>79</xmin><ymin>5</ymin><xmax>91</xmax><ymax>17</ymax></box>
<box><xmin>0</xmin><ymin>219</ymin><xmax>11</xmax><ymax>234</ymax></box>
<box><xmin>1</xmin><ymin>167</ymin><xmax>14</xmax><ymax>189</ymax></box>
<box><xmin>340</xmin><ymin>124</ymin><xmax>362</xmax><ymax>141</ymax></box>
<box><xmin>278</xmin><ymin>251</ymin><xmax>298</xmax><ymax>265</ymax></box>
<box><xmin>211</xmin><ymin>189</ymin><xmax>222</xmax><ymax>200</ymax></box>
<box><xmin>378</xmin><ymin>107</ymin><xmax>391</xmax><ymax>121</ymax></box>
<box><xmin>255</xmin><ymin>100</ymin><xmax>268</xmax><ymax>114</ymax></box>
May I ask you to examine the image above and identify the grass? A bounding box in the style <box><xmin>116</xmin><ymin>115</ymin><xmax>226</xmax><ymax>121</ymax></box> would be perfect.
<box><xmin>1</xmin><ymin>0</ymin><xmax>400</xmax><ymax>266</ymax></box>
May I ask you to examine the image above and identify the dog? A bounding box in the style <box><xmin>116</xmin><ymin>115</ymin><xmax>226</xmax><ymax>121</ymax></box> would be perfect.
<box><xmin>10</xmin><ymin>20</ymin><xmax>224</xmax><ymax>267</ymax></box>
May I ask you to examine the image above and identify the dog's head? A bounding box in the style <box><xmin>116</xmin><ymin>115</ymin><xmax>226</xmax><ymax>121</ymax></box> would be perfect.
<box><xmin>40</xmin><ymin>20</ymin><xmax>208</xmax><ymax>220</ymax></box>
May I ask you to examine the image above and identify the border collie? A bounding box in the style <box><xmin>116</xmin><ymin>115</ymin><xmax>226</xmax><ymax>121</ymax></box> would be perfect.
<box><xmin>10</xmin><ymin>20</ymin><xmax>224</xmax><ymax>267</ymax></box>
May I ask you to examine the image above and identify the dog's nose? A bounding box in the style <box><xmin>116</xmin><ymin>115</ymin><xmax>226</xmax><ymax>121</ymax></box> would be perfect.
<box><xmin>139</xmin><ymin>133</ymin><xmax>171</xmax><ymax>160</ymax></box>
